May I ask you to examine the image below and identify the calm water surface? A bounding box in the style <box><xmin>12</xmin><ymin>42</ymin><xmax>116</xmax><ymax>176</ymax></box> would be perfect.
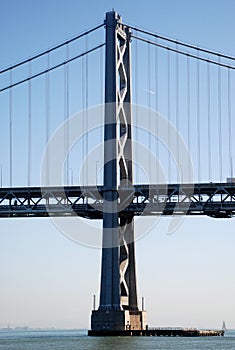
<box><xmin>0</xmin><ymin>329</ymin><xmax>235</xmax><ymax>350</ymax></box>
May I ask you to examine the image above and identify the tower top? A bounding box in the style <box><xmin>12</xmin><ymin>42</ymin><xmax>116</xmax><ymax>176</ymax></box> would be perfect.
<box><xmin>105</xmin><ymin>10</ymin><xmax>122</xmax><ymax>23</ymax></box>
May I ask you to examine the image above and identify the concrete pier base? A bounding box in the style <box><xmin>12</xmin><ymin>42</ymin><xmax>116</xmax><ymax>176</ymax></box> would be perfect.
<box><xmin>90</xmin><ymin>309</ymin><xmax>147</xmax><ymax>332</ymax></box>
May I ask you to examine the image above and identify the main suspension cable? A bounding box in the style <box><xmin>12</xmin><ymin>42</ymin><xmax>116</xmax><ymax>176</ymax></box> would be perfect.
<box><xmin>131</xmin><ymin>35</ymin><xmax>235</xmax><ymax>70</ymax></box>
<box><xmin>125</xmin><ymin>23</ymin><xmax>235</xmax><ymax>61</ymax></box>
<box><xmin>0</xmin><ymin>44</ymin><xmax>105</xmax><ymax>93</ymax></box>
<box><xmin>0</xmin><ymin>23</ymin><xmax>104</xmax><ymax>75</ymax></box>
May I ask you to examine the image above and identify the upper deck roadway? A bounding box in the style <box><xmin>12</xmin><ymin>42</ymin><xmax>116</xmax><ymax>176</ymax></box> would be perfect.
<box><xmin>0</xmin><ymin>182</ymin><xmax>235</xmax><ymax>219</ymax></box>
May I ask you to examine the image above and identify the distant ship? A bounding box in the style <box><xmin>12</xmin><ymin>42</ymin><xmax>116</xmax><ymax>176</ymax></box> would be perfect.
<box><xmin>222</xmin><ymin>320</ymin><xmax>227</xmax><ymax>331</ymax></box>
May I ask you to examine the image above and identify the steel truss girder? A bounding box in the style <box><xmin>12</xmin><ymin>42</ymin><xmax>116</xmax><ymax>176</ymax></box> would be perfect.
<box><xmin>1</xmin><ymin>183</ymin><xmax>235</xmax><ymax>218</ymax></box>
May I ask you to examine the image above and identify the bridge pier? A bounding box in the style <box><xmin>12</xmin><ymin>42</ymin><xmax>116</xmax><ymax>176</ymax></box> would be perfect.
<box><xmin>91</xmin><ymin>309</ymin><xmax>147</xmax><ymax>332</ymax></box>
<box><xmin>89</xmin><ymin>11</ymin><xmax>147</xmax><ymax>334</ymax></box>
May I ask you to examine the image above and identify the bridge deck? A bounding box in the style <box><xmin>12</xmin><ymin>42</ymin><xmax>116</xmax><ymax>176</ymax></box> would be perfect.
<box><xmin>0</xmin><ymin>183</ymin><xmax>235</xmax><ymax>218</ymax></box>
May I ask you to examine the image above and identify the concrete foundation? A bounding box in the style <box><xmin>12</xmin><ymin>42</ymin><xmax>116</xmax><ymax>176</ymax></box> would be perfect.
<box><xmin>91</xmin><ymin>309</ymin><xmax>147</xmax><ymax>332</ymax></box>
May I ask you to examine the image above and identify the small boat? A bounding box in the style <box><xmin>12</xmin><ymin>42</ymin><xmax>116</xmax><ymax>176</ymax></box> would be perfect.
<box><xmin>222</xmin><ymin>320</ymin><xmax>227</xmax><ymax>331</ymax></box>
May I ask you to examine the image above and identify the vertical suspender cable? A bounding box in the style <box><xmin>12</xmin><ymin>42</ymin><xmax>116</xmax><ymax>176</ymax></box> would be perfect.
<box><xmin>9</xmin><ymin>69</ymin><xmax>13</xmax><ymax>187</ymax></box>
<box><xmin>46</xmin><ymin>52</ymin><xmax>50</xmax><ymax>186</ymax></box>
<box><xmin>64</xmin><ymin>50</ymin><xmax>67</xmax><ymax>186</ymax></box>
<box><xmin>66</xmin><ymin>45</ymin><xmax>70</xmax><ymax>186</ymax></box>
<box><xmin>28</xmin><ymin>60</ymin><xmax>32</xmax><ymax>187</ymax></box>
<box><xmin>0</xmin><ymin>164</ymin><xmax>2</xmax><ymax>188</ymax></box>
<box><xmin>99</xmin><ymin>46</ymin><xmax>104</xmax><ymax>185</ymax></box>
<box><xmin>85</xmin><ymin>35</ymin><xmax>89</xmax><ymax>188</ymax></box>
<box><xmin>196</xmin><ymin>50</ymin><xmax>201</xmax><ymax>183</ymax></box>
<box><xmin>100</xmin><ymin>45</ymin><xmax>104</xmax><ymax>105</ymax></box>
<box><xmin>228</xmin><ymin>68</ymin><xmax>233</xmax><ymax>178</ymax></box>
<box><xmin>64</xmin><ymin>45</ymin><xmax>70</xmax><ymax>186</ymax></box>
<box><xmin>175</xmin><ymin>45</ymin><xmax>179</xmax><ymax>183</ymax></box>
<box><xmin>167</xmin><ymin>49</ymin><xmax>171</xmax><ymax>183</ymax></box>
<box><xmin>218</xmin><ymin>57</ymin><xmax>222</xmax><ymax>182</ymax></box>
<box><xmin>148</xmin><ymin>44</ymin><xmax>151</xmax><ymax>108</ymax></box>
<box><xmin>135</xmin><ymin>31</ymin><xmax>139</xmax><ymax>184</ymax></box>
<box><xmin>155</xmin><ymin>37</ymin><xmax>159</xmax><ymax>184</ymax></box>
<box><xmin>187</xmin><ymin>55</ymin><xmax>191</xmax><ymax>181</ymax></box>
<box><xmin>207</xmin><ymin>60</ymin><xmax>211</xmax><ymax>182</ymax></box>
<box><xmin>82</xmin><ymin>55</ymin><xmax>85</xmax><ymax>186</ymax></box>
<box><xmin>148</xmin><ymin>43</ymin><xmax>151</xmax><ymax>183</ymax></box>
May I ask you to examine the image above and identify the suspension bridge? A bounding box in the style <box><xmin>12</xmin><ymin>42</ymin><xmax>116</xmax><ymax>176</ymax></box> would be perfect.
<box><xmin>0</xmin><ymin>10</ymin><xmax>234</xmax><ymax>334</ymax></box>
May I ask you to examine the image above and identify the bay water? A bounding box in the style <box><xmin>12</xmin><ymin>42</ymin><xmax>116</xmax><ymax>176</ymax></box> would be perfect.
<box><xmin>0</xmin><ymin>329</ymin><xmax>235</xmax><ymax>349</ymax></box>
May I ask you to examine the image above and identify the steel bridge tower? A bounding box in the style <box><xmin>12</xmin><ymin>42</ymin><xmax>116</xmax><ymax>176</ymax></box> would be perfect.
<box><xmin>90</xmin><ymin>11</ymin><xmax>147</xmax><ymax>332</ymax></box>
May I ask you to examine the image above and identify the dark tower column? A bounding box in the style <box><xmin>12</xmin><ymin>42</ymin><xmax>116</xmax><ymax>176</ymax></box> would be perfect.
<box><xmin>99</xmin><ymin>10</ymin><xmax>120</xmax><ymax>312</ymax></box>
<box><xmin>90</xmin><ymin>10</ymin><xmax>147</xmax><ymax>333</ymax></box>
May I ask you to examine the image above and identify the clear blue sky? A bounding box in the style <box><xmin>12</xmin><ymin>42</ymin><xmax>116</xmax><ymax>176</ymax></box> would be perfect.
<box><xmin>0</xmin><ymin>0</ymin><xmax>235</xmax><ymax>330</ymax></box>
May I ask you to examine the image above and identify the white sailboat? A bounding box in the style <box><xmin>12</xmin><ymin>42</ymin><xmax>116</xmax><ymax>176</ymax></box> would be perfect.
<box><xmin>222</xmin><ymin>320</ymin><xmax>227</xmax><ymax>331</ymax></box>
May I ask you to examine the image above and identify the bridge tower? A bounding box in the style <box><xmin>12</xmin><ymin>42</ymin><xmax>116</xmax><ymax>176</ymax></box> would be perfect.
<box><xmin>90</xmin><ymin>11</ymin><xmax>147</xmax><ymax>333</ymax></box>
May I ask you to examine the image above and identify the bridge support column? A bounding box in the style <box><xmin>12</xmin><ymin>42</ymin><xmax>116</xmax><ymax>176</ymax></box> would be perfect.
<box><xmin>90</xmin><ymin>10</ymin><xmax>147</xmax><ymax>334</ymax></box>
